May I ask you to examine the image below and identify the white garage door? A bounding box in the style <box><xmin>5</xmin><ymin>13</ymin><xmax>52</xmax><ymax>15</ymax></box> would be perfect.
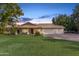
<box><xmin>42</xmin><ymin>29</ymin><xmax>64</xmax><ymax>34</ymax></box>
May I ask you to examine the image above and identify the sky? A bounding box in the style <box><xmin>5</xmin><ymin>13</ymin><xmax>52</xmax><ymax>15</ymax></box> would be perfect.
<box><xmin>18</xmin><ymin>3</ymin><xmax>78</xmax><ymax>24</ymax></box>
<box><xmin>19</xmin><ymin>3</ymin><xmax>77</xmax><ymax>18</ymax></box>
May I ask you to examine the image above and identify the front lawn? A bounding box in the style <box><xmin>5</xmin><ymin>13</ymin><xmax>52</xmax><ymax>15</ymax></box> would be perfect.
<box><xmin>0</xmin><ymin>34</ymin><xmax>79</xmax><ymax>56</ymax></box>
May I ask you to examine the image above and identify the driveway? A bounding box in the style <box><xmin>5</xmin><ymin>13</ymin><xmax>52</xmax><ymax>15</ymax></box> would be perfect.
<box><xmin>46</xmin><ymin>33</ymin><xmax>79</xmax><ymax>42</ymax></box>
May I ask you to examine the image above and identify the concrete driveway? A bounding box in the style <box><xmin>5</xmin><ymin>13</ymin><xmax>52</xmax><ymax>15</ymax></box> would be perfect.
<box><xmin>46</xmin><ymin>33</ymin><xmax>79</xmax><ymax>42</ymax></box>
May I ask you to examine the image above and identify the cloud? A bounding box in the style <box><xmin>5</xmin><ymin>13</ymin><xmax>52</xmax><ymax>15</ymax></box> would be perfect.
<box><xmin>19</xmin><ymin>17</ymin><xmax>33</xmax><ymax>22</ymax></box>
<box><xmin>38</xmin><ymin>14</ymin><xmax>58</xmax><ymax>19</ymax></box>
<box><xmin>18</xmin><ymin>14</ymin><xmax>59</xmax><ymax>24</ymax></box>
<box><xmin>38</xmin><ymin>15</ymin><xmax>51</xmax><ymax>19</ymax></box>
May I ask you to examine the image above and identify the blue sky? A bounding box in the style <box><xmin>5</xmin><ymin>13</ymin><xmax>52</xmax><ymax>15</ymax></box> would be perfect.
<box><xmin>19</xmin><ymin>3</ymin><xmax>77</xmax><ymax>18</ymax></box>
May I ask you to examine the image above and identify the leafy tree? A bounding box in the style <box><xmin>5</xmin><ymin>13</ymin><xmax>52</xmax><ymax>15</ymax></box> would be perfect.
<box><xmin>0</xmin><ymin>3</ymin><xmax>24</xmax><ymax>34</ymax></box>
<box><xmin>72</xmin><ymin>4</ymin><xmax>79</xmax><ymax>32</ymax></box>
<box><xmin>52</xmin><ymin>14</ymin><xmax>77</xmax><ymax>32</ymax></box>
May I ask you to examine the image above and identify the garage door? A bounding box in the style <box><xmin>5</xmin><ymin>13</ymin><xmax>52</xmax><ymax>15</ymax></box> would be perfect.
<box><xmin>42</xmin><ymin>29</ymin><xmax>64</xmax><ymax>34</ymax></box>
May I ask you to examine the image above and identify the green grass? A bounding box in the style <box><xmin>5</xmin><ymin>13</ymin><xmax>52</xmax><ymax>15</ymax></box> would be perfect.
<box><xmin>0</xmin><ymin>34</ymin><xmax>79</xmax><ymax>56</ymax></box>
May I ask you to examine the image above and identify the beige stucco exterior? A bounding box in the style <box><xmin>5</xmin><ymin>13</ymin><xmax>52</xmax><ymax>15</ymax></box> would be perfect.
<box><xmin>21</xmin><ymin>28</ymin><xmax>42</xmax><ymax>34</ymax></box>
<box><xmin>20</xmin><ymin>28</ymin><xmax>64</xmax><ymax>35</ymax></box>
<box><xmin>21</xmin><ymin>29</ymin><xmax>29</xmax><ymax>34</ymax></box>
<box><xmin>33</xmin><ymin>28</ymin><xmax>42</xmax><ymax>34</ymax></box>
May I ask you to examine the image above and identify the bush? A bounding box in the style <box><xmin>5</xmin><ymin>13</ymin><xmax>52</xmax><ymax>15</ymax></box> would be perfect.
<box><xmin>34</xmin><ymin>31</ymin><xmax>41</xmax><ymax>36</ymax></box>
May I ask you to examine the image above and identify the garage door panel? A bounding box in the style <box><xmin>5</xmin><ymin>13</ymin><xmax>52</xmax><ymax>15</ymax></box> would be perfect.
<box><xmin>42</xmin><ymin>29</ymin><xmax>64</xmax><ymax>34</ymax></box>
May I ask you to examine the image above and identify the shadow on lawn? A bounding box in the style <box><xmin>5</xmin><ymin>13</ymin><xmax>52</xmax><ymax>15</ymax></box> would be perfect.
<box><xmin>65</xmin><ymin>45</ymin><xmax>79</xmax><ymax>51</ymax></box>
<box><xmin>43</xmin><ymin>37</ymin><xmax>79</xmax><ymax>51</ymax></box>
<box><xmin>43</xmin><ymin>37</ymin><xmax>72</xmax><ymax>42</ymax></box>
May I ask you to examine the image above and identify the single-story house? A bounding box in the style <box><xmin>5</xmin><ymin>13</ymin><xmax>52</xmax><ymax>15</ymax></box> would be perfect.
<box><xmin>6</xmin><ymin>22</ymin><xmax>64</xmax><ymax>35</ymax></box>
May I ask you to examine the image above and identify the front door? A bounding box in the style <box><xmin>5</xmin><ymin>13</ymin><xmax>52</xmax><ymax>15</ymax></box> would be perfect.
<box><xmin>17</xmin><ymin>29</ymin><xmax>21</xmax><ymax>34</ymax></box>
<box><xmin>29</xmin><ymin>28</ymin><xmax>34</xmax><ymax>34</ymax></box>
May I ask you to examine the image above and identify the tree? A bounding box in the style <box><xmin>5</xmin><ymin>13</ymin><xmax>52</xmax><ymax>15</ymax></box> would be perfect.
<box><xmin>0</xmin><ymin>3</ymin><xmax>24</xmax><ymax>34</ymax></box>
<box><xmin>72</xmin><ymin>4</ymin><xmax>79</xmax><ymax>32</ymax></box>
<box><xmin>52</xmin><ymin>14</ymin><xmax>77</xmax><ymax>32</ymax></box>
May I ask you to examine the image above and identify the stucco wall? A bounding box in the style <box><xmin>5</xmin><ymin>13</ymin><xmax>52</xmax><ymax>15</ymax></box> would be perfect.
<box><xmin>21</xmin><ymin>29</ymin><xmax>29</xmax><ymax>34</ymax></box>
<box><xmin>21</xmin><ymin>28</ymin><xmax>42</xmax><ymax>34</ymax></box>
<box><xmin>34</xmin><ymin>29</ymin><xmax>42</xmax><ymax>34</ymax></box>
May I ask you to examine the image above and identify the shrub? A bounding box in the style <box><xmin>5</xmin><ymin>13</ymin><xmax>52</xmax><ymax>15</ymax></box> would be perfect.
<box><xmin>34</xmin><ymin>31</ymin><xmax>41</xmax><ymax>36</ymax></box>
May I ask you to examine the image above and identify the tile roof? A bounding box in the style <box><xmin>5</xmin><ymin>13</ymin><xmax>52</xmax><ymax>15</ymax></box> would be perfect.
<box><xmin>6</xmin><ymin>22</ymin><xmax>64</xmax><ymax>29</ymax></box>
